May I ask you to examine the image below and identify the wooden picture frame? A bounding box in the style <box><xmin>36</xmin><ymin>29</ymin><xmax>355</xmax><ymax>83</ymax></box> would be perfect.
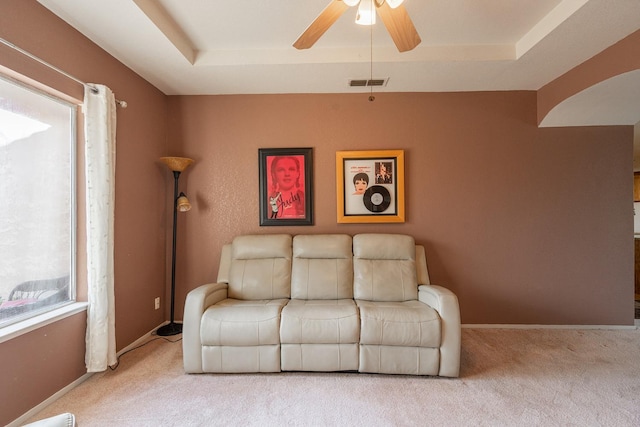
<box><xmin>259</xmin><ymin>147</ymin><xmax>313</xmax><ymax>226</ymax></box>
<box><xmin>336</xmin><ymin>149</ymin><xmax>405</xmax><ymax>223</ymax></box>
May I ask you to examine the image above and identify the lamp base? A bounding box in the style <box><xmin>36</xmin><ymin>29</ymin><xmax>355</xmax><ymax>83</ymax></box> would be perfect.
<box><xmin>156</xmin><ymin>322</ymin><xmax>182</xmax><ymax>336</ymax></box>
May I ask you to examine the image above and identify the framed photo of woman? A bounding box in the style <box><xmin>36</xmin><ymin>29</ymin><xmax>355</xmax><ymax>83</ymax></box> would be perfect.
<box><xmin>259</xmin><ymin>147</ymin><xmax>314</xmax><ymax>226</ymax></box>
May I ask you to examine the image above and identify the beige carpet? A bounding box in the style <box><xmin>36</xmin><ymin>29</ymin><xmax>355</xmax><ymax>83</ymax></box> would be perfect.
<box><xmin>27</xmin><ymin>328</ymin><xmax>640</xmax><ymax>426</ymax></box>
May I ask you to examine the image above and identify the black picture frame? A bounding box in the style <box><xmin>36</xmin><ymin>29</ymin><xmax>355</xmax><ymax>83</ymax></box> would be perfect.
<box><xmin>259</xmin><ymin>147</ymin><xmax>314</xmax><ymax>226</ymax></box>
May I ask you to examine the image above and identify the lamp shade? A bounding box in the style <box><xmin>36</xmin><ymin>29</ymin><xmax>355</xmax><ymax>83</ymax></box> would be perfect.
<box><xmin>160</xmin><ymin>156</ymin><xmax>194</xmax><ymax>172</ymax></box>
<box><xmin>177</xmin><ymin>193</ymin><xmax>191</xmax><ymax>212</ymax></box>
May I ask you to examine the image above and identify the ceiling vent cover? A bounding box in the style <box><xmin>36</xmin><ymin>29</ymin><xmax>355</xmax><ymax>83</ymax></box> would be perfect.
<box><xmin>349</xmin><ymin>78</ymin><xmax>389</xmax><ymax>87</ymax></box>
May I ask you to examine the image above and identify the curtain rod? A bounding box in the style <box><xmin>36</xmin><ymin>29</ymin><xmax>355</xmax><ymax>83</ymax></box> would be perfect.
<box><xmin>0</xmin><ymin>37</ymin><xmax>127</xmax><ymax>108</ymax></box>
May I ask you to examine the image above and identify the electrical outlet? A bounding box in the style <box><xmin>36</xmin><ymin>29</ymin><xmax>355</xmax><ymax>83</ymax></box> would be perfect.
<box><xmin>155</xmin><ymin>297</ymin><xmax>160</xmax><ymax>310</ymax></box>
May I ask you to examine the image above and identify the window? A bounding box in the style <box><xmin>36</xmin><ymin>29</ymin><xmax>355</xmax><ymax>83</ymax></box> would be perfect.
<box><xmin>0</xmin><ymin>75</ymin><xmax>76</xmax><ymax>327</ymax></box>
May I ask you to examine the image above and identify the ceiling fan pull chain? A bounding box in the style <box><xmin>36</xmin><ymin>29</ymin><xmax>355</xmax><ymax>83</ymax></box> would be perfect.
<box><xmin>369</xmin><ymin>11</ymin><xmax>375</xmax><ymax>102</ymax></box>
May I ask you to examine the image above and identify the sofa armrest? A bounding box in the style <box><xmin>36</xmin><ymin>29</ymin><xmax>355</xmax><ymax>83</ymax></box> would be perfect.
<box><xmin>183</xmin><ymin>282</ymin><xmax>228</xmax><ymax>373</ymax></box>
<box><xmin>418</xmin><ymin>285</ymin><xmax>461</xmax><ymax>377</ymax></box>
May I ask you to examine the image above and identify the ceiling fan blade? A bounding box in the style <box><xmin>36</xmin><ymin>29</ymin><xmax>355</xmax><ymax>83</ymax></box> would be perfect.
<box><xmin>293</xmin><ymin>0</ymin><xmax>350</xmax><ymax>50</ymax></box>
<box><xmin>376</xmin><ymin>1</ymin><xmax>421</xmax><ymax>52</ymax></box>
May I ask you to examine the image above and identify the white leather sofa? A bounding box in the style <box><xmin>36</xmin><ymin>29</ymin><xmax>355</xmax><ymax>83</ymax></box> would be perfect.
<box><xmin>183</xmin><ymin>233</ymin><xmax>461</xmax><ymax>377</ymax></box>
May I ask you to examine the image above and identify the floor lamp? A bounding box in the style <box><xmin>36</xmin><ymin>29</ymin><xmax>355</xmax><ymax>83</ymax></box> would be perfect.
<box><xmin>157</xmin><ymin>156</ymin><xmax>194</xmax><ymax>336</ymax></box>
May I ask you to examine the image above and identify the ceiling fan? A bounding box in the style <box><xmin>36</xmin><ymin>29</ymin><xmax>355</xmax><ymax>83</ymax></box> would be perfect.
<box><xmin>293</xmin><ymin>0</ymin><xmax>421</xmax><ymax>53</ymax></box>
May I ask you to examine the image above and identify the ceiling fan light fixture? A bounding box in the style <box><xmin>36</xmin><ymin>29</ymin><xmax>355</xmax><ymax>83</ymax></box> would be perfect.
<box><xmin>293</xmin><ymin>0</ymin><xmax>420</xmax><ymax>52</ymax></box>
<box><xmin>386</xmin><ymin>0</ymin><xmax>404</xmax><ymax>8</ymax></box>
<box><xmin>355</xmin><ymin>0</ymin><xmax>376</xmax><ymax>25</ymax></box>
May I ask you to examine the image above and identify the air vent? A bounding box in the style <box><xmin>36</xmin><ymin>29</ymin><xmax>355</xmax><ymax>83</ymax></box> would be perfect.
<box><xmin>349</xmin><ymin>78</ymin><xmax>389</xmax><ymax>87</ymax></box>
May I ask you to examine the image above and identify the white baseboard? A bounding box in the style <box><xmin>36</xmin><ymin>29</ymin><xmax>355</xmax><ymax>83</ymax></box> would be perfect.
<box><xmin>463</xmin><ymin>323</ymin><xmax>638</xmax><ymax>330</ymax></box>
<box><xmin>8</xmin><ymin>322</ymin><xmax>167</xmax><ymax>427</ymax></box>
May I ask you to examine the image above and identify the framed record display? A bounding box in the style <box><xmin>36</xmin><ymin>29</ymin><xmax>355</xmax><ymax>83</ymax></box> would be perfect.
<box><xmin>336</xmin><ymin>150</ymin><xmax>405</xmax><ymax>223</ymax></box>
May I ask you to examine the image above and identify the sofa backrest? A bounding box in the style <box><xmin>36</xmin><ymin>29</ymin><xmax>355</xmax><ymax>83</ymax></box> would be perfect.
<box><xmin>353</xmin><ymin>233</ymin><xmax>418</xmax><ymax>302</ymax></box>
<box><xmin>227</xmin><ymin>234</ymin><xmax>292</xmax><ymax>300</ymax></box>
<box><xmin>291</xmin><ymin>234</ymin><xmax>353</xmax><ymax>300</ymax></box>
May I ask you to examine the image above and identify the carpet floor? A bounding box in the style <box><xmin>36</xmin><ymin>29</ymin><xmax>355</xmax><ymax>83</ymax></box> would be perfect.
<box><xmin>27</xmin><ymin>328</ymin><xmax>640</xmax><ymax>426</ymax></box>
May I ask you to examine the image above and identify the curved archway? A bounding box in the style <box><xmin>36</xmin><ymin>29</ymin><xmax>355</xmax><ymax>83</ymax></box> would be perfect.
<box><xmin>539</xmin><ymin>69</ymin><xmax>640</xmax><ymax>127</ymax></box>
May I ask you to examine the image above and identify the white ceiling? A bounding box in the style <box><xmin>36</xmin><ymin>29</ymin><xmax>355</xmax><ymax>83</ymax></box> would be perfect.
<box><xmin>36</xmin><ymin>0</ymin><xmax>640</xmax><ymax>126</ymax></box>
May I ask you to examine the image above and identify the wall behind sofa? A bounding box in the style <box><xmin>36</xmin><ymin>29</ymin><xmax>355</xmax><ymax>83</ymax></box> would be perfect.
<box><xmin>167</xmin><ymin>91</ymin><xmax>634</xmax><ymax>326</ymax></box>
<box><xmin>0</xmin><ymin>1</ymin><xmax>169</xmax><ymax>424</ymax></box>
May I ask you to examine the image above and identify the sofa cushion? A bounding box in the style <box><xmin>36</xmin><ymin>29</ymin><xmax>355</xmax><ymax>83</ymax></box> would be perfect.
<box><xmin>200</xmin><ymin>299</ymin><xmax>288</xmax><ymax>346</ymax></box>
<box><xmin>291</xmin><ymin>234</ymin><xmax>353</xmax><ymax>300</ymax></box>
<box><xmin>356</xmin><ymin>300</ymin><xmax>441</xmax><ymax>347</ymax></box>
<box><xmin>228</xmin><ymin>234</ymin><xmax>292</xmax><ymax>300</ymax></box>
<box><xmin>353</xmin><ymin>234</ymin><xmax>418</xmax><ymax>302</ymax></box>
<box><xmin>280</xmin><ymin>299</ymin><xmax>359</xmax><ymax>344</ymax></box>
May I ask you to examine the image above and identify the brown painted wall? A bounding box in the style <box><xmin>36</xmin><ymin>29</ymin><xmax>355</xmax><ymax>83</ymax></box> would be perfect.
<box><xmin>168</xmin><ymin>92</ymin><xmax>634</xmax><ymax>326</ymax></box>
<box><xmin>0</xmin><ymin>314</ymin><xmax>87</xmax><ymax>421</ymax></box>
<box><xmin>0</xmin><ymin>1</ymin><xmax>168</xmax><ymax>424</ymax></box>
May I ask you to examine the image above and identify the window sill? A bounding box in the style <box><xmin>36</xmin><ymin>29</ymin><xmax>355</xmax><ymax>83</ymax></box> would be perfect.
<box><xmin>0</xmin><ymin>302</ymin><xmax>88</xmax><ymax>344</ymax></box>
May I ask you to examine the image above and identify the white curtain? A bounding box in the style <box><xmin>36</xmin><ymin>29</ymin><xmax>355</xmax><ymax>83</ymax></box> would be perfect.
<box><xmin>84</xmin><ymin>84</ymin><xmax>117</xmax><ymax>372</ymax></box>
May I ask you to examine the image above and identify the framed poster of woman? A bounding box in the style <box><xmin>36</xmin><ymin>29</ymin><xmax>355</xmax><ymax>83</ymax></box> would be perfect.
<box><xmin>259</xmin><ymin>147</ymin><xmax>314</xmax><ymax>226</ymax></box>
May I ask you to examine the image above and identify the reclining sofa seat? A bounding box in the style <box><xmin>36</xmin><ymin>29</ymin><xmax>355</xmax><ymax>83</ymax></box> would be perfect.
<box><xmin>184</xmin><ymin>234</ymin><xmax>292</xmax><ymax>373</ymax></box>
<box><xmin>354</xmin><ymin>234</ymin><xmax>444</xmax><ymax>375</ymax></box>
<box><xmin>280</xmin><ymin>234</ymin><xmax>359</xmax><ymax>371</ymax></box>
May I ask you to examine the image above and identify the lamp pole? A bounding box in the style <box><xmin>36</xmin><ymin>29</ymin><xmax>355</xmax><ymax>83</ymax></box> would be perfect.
<box><xmin>157</xmin><ymin>171</ymin><xmax>182</xmax><ymax>336</ymax></box>
<box><xmin>157</xmin><ymin>157</ymin><xmax>193</xmax><ymax>336</ymax></box>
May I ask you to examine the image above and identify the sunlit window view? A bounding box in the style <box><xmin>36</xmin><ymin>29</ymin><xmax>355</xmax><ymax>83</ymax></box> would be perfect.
<box><xmin>0</xmin><ymin>75</ymin><xmax>76</xmax><ymax>327</ymax></box>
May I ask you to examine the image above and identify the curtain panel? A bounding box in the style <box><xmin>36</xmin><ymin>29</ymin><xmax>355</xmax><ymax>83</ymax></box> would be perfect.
<box><xmin>83</xmin><ymin>84</ymin><xmax>117</xmax><ymax>372</ymax></box>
